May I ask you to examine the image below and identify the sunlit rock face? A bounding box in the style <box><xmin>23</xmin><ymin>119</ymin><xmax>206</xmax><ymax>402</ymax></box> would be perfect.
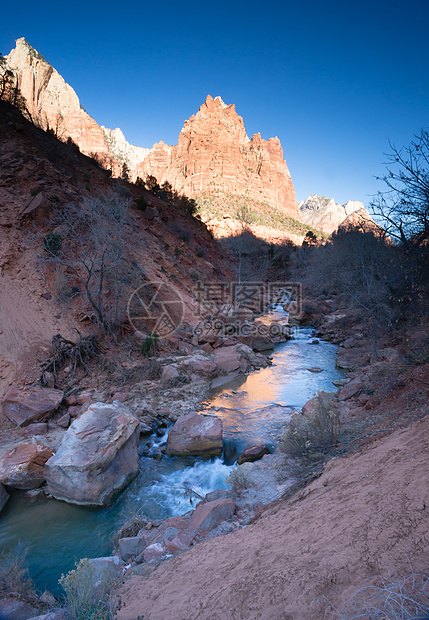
<box><xmin>5</xmin><ymin>40</ymin><xmax>299</xmax><ymax>218</ymax></box>
<box><xmin>299</xmin><ymin>194</ymin><xmax>367</xmax><ymax>233</ymax></box>
<box><xmin>6</xmin><ymin>38</ymin><xmax>113</xmax><ymax>162</ymax></box>
<box><xmin>101</xmin><ymin>126</ymin><xmax>151</xmax><ymax>170</ymax></box>
<box><xmin>135</xmin><ymin>95</ymin><xmax>299</xmax><ymax>219</ymax></box>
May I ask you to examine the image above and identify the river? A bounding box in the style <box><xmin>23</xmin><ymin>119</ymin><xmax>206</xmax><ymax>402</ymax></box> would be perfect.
<box><xmin>0</xmin><ymin>324</ymin><xmax>344</xmax><ymax>596</ymax></box>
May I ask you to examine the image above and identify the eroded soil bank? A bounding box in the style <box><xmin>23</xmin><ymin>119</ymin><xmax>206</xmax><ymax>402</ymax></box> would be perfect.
<box><xmin>115</xmin><ymin>313</ymin><xmax>429</xmax><ymax>619</ymax></box>
<box><xmin>116</xmin><ymin>412</ymin><xmax>429</xmax><ymax>620</ymax></box>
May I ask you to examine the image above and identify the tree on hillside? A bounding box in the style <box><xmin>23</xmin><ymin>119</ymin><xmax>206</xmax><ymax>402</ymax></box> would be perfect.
<box><xmin>371</xmin><ymin>129</ymin><xmax>429</xmax><ymax>242</ymax></box>
<box><xmin>0</xmin><ymin>56</ymin><xmax>13</xmax><ymax>99</ymax></box>
<box><xmin>43</xmin><ymin>193</ymin><xmax>140</xmax><ymax>334</ymax></box>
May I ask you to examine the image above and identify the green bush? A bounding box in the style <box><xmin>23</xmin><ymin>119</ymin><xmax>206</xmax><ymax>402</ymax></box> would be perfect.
<box><xmin>174</xmin><ymin>247</ymin><xmax>182</xmax><ymax>258</ymax></box>
<box><xmin>196</xmin><ymin>247</ymin><xmax>204</xmax><ymax>257</ymax></box>
<box><xmin>43</xmin><ymin>232</ymin><xmax>62</xmax><ymax>255</ymax></box>
<box><xmin>136</xmin><ymin>195</ymin><xmax>148</xmax><ymax>211</ymax></box>
<box><xmin>140</xmin><ymin>333</ymin><xmax>159</xmax><ymax>357</ymax></box>
<box><xmin>31</xmin><ymin>187</ymin><xmax>39</xmax><ymax>196</ymax></box>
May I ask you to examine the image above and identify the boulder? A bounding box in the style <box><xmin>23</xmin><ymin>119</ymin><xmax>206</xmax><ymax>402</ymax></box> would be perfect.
<box><xmin>187</xmin><ymin>355</ymin><xmax>218</xmax><ymax>377</ymax></box>
<box><xmin>166</xmin><ymin>413</ymin><xmax>223</xmax><ymax>457</ymax></box>
<box><xmin>143</xmin><ymin>207</ymin><xmax>158</xmax><ymax>221</ymax></box>
<box><xmin>189</xmin><ymin>498</ymin><xmax>235</xmax><ymax>532</ymax></box>
<box><xmin>338</xmin><ymin>378</ymin><xmax>363</xmax><ymax>400</ymax></box>
<box><xmin>56</xmin><ymin>413</ymin><xmax>70</xmax><ymax>428</ymax></box>
<box><xmin>0</xmin><ymin>482</ymin><xmax>9</xmax><ymax>513</ymax></box>
<box><xmin>239</xmin><ymin>334</ymin><xmax>274</xmax><ymax>352</ymax></box>
<box><xmin>2</xmin><ymin>386</ymin><xmax>64</xmax><ymax>427</ymax></box>
<box><xmin>302</xmin><ymin>392</ymin><xmax>335</xmax><ymax>417</ymax></box>
<box><xmin>118</xmin><ymin>535</ymin><xmax>147</xmax><ymax>562</ymax></box>
<box><xmin>161</xmin><ymin>364</ymin><xmax>179</xmax><ymax>381</ymax></box>
<box><xmin>0</xmin><ymin>443</ymin><xmax>53</xmax><ymax>490</ymax></box>
<box><xmin>336</xmin><ymin>348</ymin><xmax>370</xmax><ymax>371</ymax></box>
<box><xmin>213</xmin><ymin>348</ymin><xmax>242</xmax><ymax>374</ymax></box>
<box><xmin>164</xmin><ymin>531</ymin><xmax>195</xmax><ymax>554</ymax></box>
<box><xmin>44</xmin><ymin>402</ymin><xmax>140</xmax><ymax>506</ymax></box>
<box><xmin>237</xmin><ymin>444</ymin><xmax>271</xmax><ymax>465</ymax></box>
<box><xmin>87</xmin><ymin>555</ymin><xmax>125</xmax><ymax>580</ymax></box>
<box><xmin>21</xmin><ymin>192</ymin><xmax>53</xmax><ymax>218</ymax></box>
<box><xmin>142</xmin><ymin>543</ymin><xmax>166</xmax><ymax>562</ymax></box>
<box><xmin>18</xmin><ymin>422</ymin><xmax>48</xmax><ymax>438</ymax></box>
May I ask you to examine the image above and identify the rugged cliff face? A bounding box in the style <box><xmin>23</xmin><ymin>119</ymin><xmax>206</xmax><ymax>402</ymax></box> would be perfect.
<box><xmin>5</xmin><ymin>38</ymin><xmax>116</xmax><ymax>167</ymax></box>
<box><xmin>135</xmin><ymin>95</ymin><xmax>299</xmax><ymax>219</ymax></box>
<box><xmin>4</xmin><ymin>40</ymin><xmax>299</xmax><ymax>222</ymax></box>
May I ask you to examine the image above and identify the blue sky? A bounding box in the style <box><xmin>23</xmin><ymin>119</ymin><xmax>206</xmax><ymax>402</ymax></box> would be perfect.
<box><xmin>1</xmin><ymin>0</ymin><xmax>428</xmax><ymax>207</ymax></box>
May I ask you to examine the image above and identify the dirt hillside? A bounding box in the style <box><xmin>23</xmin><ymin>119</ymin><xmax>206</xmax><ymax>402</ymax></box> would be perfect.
<box><xmin>117</xmin><ymin>413</ymin><xmax>429</xmax><ymax>619</ymax></box>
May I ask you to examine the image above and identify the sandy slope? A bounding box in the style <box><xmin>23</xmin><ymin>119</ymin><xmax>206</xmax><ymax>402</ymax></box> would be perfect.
<box><xmin>0</xmin><ymin>272</ymin><xmax>74</xmax><ymax>401</ymax></box>
<box><xmin>116</xmin><ymin>414</ymin><xmax>429</xmax><ymax>619</ymax></box>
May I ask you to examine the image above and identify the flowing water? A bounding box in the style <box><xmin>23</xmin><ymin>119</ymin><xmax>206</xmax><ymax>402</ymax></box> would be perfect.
<box><xmin>0</xmin><ymin>322</ymin><xmax>344</xmax><ymax>595</ymax></box>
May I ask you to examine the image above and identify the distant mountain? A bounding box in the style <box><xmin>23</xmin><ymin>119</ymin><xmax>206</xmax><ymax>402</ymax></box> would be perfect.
<box><xmin>298</xmin><ymin>194</ymin><xmax>371</xmax><ymax>234</ymax></box>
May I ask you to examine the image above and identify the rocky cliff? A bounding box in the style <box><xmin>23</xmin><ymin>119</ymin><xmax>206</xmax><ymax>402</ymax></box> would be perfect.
<box><xmin>134</xmin><ymin>95</ymin><xmax>299</xmax><ymax>219</ymax></box>
<box><xmin>299</xmin><ymin>194</ymin><xmax>370</xmax><ymax>234</ymax></box>
<box><xmin>4</xmin><ymin>38</ymin><xmax>121</xmax><ymax>171</ymax></box>
<box><xmin>4</xmin><ymin>40</ymin><xmax>299</xmax><ymax>221</ymax></box>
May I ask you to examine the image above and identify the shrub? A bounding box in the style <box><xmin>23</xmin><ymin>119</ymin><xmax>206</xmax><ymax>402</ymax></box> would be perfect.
<box><xmin>174</xmin><ymin>247</ymin><xmax>181</xmax><ymax>258</ymax></box>
<box><xmin>136</xmin><ymin>195</ymin><xmax>148</xmax><ymax>211</ymax></box>
<box><xmin>43</xmin><ymin>232</ymin><xmax>62</xmax><ymax>255</ymax></box>
<box><xmin>279</xmin><ymin>394</ymin><xmax>341</xmax><ymax>459</ymax></box>
<box><xmin>0</xmin><ymin>545</ymin><xmax>36</xmax><ymax>601</ymax></box>
<box><xmin>196</xmin><ymin>247</ymin><xmax>204</xmax><ymax>257</ymax></box>
<box><xmin>323</xmin><ymin>569</ymin><xmax>429</xmax><ymax>619</ymax></box>
<box><xmin>59</xmin><ymin>558</ymin><xmax>116</xmax><ymax>620</ymax></box>
<box><xmin>226</xmin><ymin>465</ymin><xmax>256</xmax><ymax>494</ymax></box>
<box><xmin>31</xmin><ymin>187</ymin><xmax>39</xmax><ymax>196</ymax></box>
<box><xmin>140</xmin><ymin>333</ymin><xmax>159</xmax><ymax>357</ymax></box>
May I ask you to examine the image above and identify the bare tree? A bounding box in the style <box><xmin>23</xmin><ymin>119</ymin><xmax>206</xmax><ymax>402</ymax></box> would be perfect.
<box><xmin>44</xmin><ymin>193</ymin><xmax>139</xmax><ymax>333</ymax></box>
<box><xmin>371</xmin><ymin>129</ymin><xmax>429</xmax><ymax>242</ymax></box>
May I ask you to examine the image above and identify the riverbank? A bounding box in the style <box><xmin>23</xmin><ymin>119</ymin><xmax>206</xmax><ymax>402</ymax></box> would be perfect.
<box><xmin>1</xmin><ymin>310</ymin><xmax>428</xmax><ymax>618</ymax></box>
<box><xmin>115</xmin><ymin>310</ymin><xmax>429</xmax><ymax>619</ymax></box>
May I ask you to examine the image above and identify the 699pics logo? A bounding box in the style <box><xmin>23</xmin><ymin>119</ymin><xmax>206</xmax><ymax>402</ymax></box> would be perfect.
<box><xmin>127</xmin><ymin>282</ymin><xmax>185</xmax><ymax>337</ymax></box>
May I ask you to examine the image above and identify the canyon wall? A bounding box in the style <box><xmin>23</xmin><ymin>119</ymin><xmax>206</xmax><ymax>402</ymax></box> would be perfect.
<box><xmin>135</xmin><ymin>95</ymin><xmax>299</xmax><ymax>219</ymax></box>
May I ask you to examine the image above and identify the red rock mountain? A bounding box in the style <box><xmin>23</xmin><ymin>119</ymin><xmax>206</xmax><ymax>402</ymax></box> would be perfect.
<box><xmin>4</xmin><ymin>39</ymin><xmax>299</xmax><ymax>220</ymax></box>
<box><xmin>5</xmin><ymin>38</ymin><xmax>116</xmax><ymax>168</ymax></box>
<box><xmin>135</xmin><ymin>95</ymin><xmax>299</xmax><ymax>219</ymax></box>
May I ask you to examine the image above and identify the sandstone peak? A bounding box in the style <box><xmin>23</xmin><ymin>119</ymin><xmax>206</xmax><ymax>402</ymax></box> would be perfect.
<box><xmin>203</xmin><ymin>94</ymin><xmax>228</xmax><ymax>109</ymax></box>
<box><xmin>135</xmin><ymin>97</ymin><xmax>299</xmax><ymax>219</ymax></box>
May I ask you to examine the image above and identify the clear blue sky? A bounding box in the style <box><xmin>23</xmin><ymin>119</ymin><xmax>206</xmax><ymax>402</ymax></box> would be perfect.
<box><xmin>2</xmin><ymin>0</ymin><xmax>428</xmax><ymax>207</ymax></box>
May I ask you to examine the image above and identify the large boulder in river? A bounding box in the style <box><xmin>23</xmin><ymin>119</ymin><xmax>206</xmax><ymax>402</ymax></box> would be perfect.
<box><xmin>44</xmin><ymin>402</ymin><xmax>140</xmax><ymax>506</ymax></box>
<box><xmin>237</xmin><ymin>444</ymin><xmax>271</xmax><ymax>465</ymax></box>
<box><xmin>2</xmin><ymin>386</ymin><xmax>64</xmax><ymax>427</ymax></box>
<box><xmin>0</xmin><ymin>483</ymin><xmax>9</xmax><ymax>513</ymax></box>
<box><xmin>166</xmin><ymin>413</ymin><xmax>223</xmax><ymax>457</ymax></box>
<box><xmin>0</xmin><ymin>443</ymin><xmax>53</xmax><ymax>490</ymax></box>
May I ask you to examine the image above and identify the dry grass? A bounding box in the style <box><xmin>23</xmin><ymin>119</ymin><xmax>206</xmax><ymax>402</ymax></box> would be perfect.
<box><xmin>59</xmin><ymin>558</ymin><xmax>119</xmax><ymax>620</ymax></box>
<box><xmin>321</xmin><ymin>568</ymin><xmax>429</xmax><ymax>619</ymax></box>
<box><xmin>226</xmin><ymin>465</ymin><xmax>256</xmax><ymax>494</ymax></box>
<box><xmin>279</xmin><ymin>394</ymin><xmax>341</xmax><ymax>459</ymax></box>
<box><xmin>0</xmin><ymin>545</ymin><xmax>37</xmax><ymax>602</ymax></box>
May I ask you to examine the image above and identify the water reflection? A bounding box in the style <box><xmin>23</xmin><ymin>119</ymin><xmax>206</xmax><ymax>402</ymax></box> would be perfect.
<box><xmin>0</xmin><ymin>325</ymin><xmax>344</xmax><ymax>594</ymax></box>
